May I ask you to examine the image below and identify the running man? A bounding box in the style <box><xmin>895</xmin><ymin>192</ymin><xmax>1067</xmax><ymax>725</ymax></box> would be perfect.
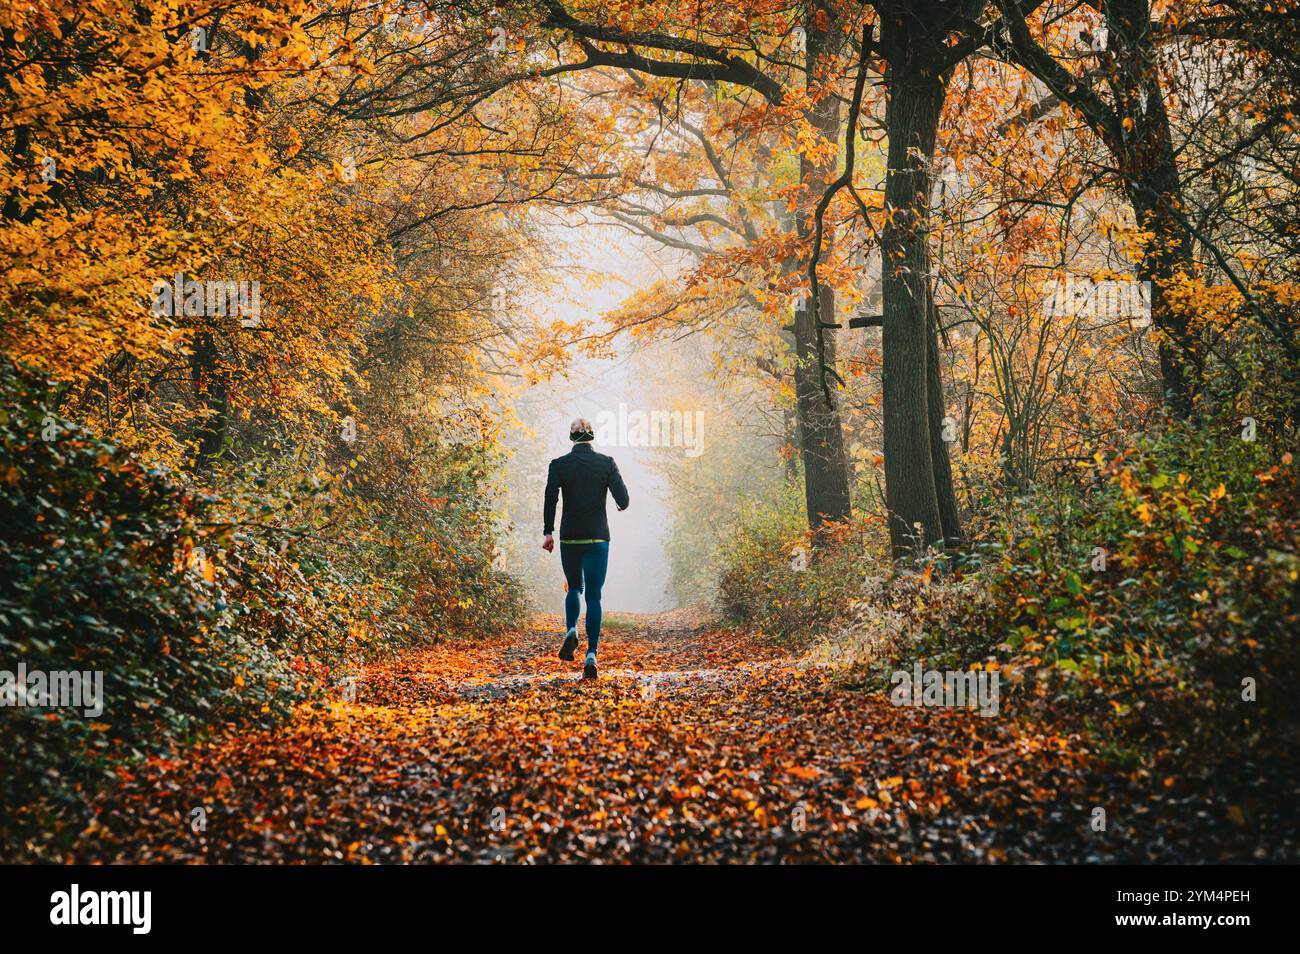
<box><xmin>542</xmin><ymin>417</ymin><xmax>630</xmax><ymax>679</ymax></box>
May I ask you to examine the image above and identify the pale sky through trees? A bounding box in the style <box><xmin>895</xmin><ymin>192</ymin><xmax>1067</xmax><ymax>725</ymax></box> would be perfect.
<box><xmin>501</xmin><ymin>221</ymin><xmax>689</xmax><ymax>613</ymax></box>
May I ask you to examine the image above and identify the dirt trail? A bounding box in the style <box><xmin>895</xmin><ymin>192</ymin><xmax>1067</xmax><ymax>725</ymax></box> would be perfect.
<box><xmin>66</xmin><ymin>612</ymin><xmax>1120</xmax><ymax>863</ymax></box>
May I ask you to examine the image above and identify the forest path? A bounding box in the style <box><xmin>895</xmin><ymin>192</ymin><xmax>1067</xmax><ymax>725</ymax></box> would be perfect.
<box><xmin>71</xmin><ymin>611</ymin><xmax>1107</xmax><ymax>863</ymax></box>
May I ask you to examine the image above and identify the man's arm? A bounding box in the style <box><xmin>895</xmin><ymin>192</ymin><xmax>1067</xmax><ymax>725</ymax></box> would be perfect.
<box><xmin>543</xmin><ymin>459</ymin><xmax>560</xmax><ymax>534</ymax></box>
<box><xmin>609</xmin><ymin>458</ymin><xmax>629</xmax><ymax>511</ymax></box>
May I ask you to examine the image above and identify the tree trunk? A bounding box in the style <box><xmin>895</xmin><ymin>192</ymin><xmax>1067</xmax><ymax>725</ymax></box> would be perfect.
<box><xmin>191</xmin><ymin>330</ymin><xmax>229</xmax><ymax>472</ymax></box>
<box><xmin>1127</xmin><ymin>166</ymin><xmax>1197</xmax><ymax>417</ymax></box>
<box><xmin>1107</xmin><ymin>0</ymin><xmax>1199</xmax><ymax>416</ymax></box>
<box><xmin>927</xmin><ymin>324</ymin><xmax>964</xmax><ymax>546</ymax></box>
<box><xmin>878</xmin><ymin>23</ymin><xmax>949</xmax><ymax>558</ymax></box>
<box><xmin>793</xmin><ymin>1</ymin><xmax>852</xmax><ymax>530</ymax></box>
<box><xmin>1000</xmin><ymin>0</ymin><xmax>1199</xmax><ymax>416</ymax></box>
<box><xmin>793</xmin><ymin>288</ymin><xmax>852</xmax><ymax>528</ymax></box>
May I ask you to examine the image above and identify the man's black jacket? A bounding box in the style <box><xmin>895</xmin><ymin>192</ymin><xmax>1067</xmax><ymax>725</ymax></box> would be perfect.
<box><xmin>543</xmin><ymin>443</ymin><xmax>629</xmax><ymax>541</ymax></box>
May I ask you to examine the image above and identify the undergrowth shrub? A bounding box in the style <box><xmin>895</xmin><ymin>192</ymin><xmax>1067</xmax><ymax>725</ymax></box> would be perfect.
<box><xmin>0</xmin><ymin>359</ymin><xmax>527</xmax><ymax>846</ymax></box>
<box><xmin>0</xmin><ymin>363</ymin><xmax>303</xmax><ymax>825</ymax></box>
<box><xmin>714</xmin><ymin>415</ymin><xmax>1298</xmax><ymax>756</ymax></box>
<box><xmin>716</xmin><ymin>482</ymin><xmax>888</xmax><ymax>643</ymax></box>
<box><xmin>961</xmin><ymin>423</ymin><xmax>1300</xmax><ymax>751</ymax></box>
<box><xmin>335</xmin><ymin>408</ymin><xmax>529</xmax><ymax>645</ymax></box>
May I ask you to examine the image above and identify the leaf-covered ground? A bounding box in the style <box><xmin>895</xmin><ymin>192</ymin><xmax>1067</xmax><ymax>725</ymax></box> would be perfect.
<box><xmin>58</xmin><ymin>613</ymin><xmax>1291</xmax><ymax>863</ymax></box>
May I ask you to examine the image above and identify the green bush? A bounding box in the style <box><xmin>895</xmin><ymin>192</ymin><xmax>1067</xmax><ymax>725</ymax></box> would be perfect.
<box><xmin>0</xmin><ymin>356</ymin><xmax>530</xmax><ymax>847</ymax></box>
<box><xmin>0</xmin><ymin>361</ymin><xmax>303</xmax><ymax>825</ymax></box>
<box><xmin>834</xmin><ymin>421</ymin><xmax>1300</xmax><ymax>755</ymax></box>
<box><xmin>971</xmin><ymin>423</ymin><xmax>1300</xmax><ymax>744</ymax></box>
<box><xmin>713</xmin><ymin>413</ymin><xmax>1299</xmax><ymax>757</ymax></box>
